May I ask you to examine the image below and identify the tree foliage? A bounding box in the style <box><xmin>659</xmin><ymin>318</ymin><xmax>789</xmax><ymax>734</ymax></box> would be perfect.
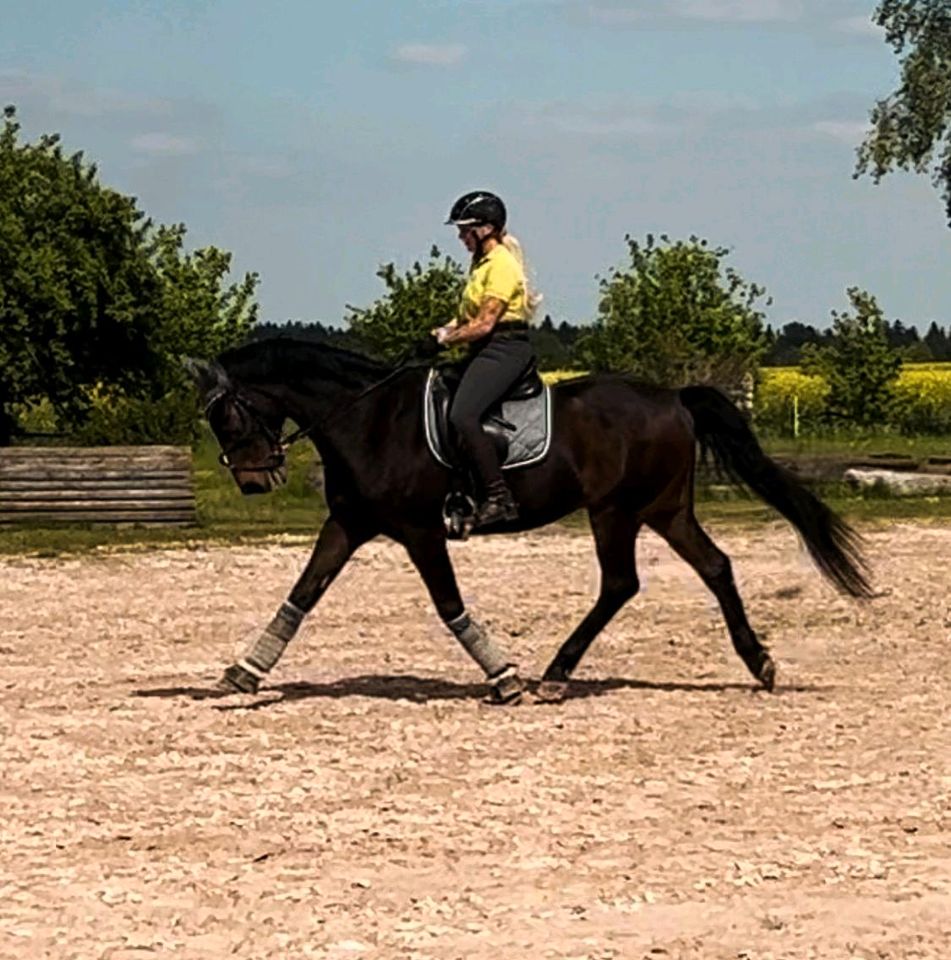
<box><xmin>344</xmin><ymin>246</ymin><xmax>465</xmax><ymax>362</ymax></box>
<box><xmin>856</xmin><ymin>1</ymin><xmax>951</xmax><ymax>223</ymax></box>
<box><xmin>801</xmin><ymin>288</ymin><xmax>902</xmax><ymax>427</ymax></box>
<box><xmin>575</xmin><ymin>234</ymin><xmax>769</xmax><ymax>390</ymax></box>
<box><xmin>0</xmin><ymin>106</ymin><xmax>257</xmax><ymax>443</ymax></box>
<box><xmin>149</xmin><ymin>223</ymin><xmax>258</xmax><ymax>370</ymax></box>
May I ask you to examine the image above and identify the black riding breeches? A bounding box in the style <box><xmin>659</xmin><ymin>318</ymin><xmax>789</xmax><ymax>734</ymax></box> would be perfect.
<box><xmin>448</xmin><ymin>330</ymin><xmax>535</xmax><ymax>491</ymax></box>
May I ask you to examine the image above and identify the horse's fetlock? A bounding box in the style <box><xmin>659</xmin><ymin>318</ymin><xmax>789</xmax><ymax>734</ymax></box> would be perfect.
<box><xmin>218</xmin><ymin>663</ymin><xmax>261</xmax><ymax>695</ymax></box>
<box><xmin>484</xmin><ymin>666</ymin><xmax>524</xmax><ymax>705</ymax></box>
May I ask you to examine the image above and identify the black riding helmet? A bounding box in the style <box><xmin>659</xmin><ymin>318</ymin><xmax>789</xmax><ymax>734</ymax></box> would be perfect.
<box><xmin>445</xmin><ymin>191</ymin><xmax>507</xmax><ymax>231</ymax></box>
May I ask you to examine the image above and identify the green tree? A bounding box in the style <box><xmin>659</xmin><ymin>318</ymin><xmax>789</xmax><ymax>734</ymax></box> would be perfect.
<box><xmin>856</xmin><ymin>1</ymin><xmax>951</xmax><ymax>223</ymax></box>
<box><xmin>528</xmin><ymin>315</ymin><xmax>572</xmax><ymax>370</ymax></box>
<box><xmin>345</xmin><ymin>246</ymin><xmax>465</xmax><ymax>362</ymax></box>
<box><xmin>149</xmin><ymin>223</ymin><xmax>258</xmax><ymax>379</ymax></box>
<box><xmin>0</xmin><ymin>106</ymin><xmax>257</xmax><ymax>444</ymax></box>
<box><xmin>801</xmin><ymin>288</ymin><xmax>901</xmax><ymax>427</ymax></box>
<box><xmin>576</xmin><ymin>234</ymin><xmax>769</xmax><ymax>391</ymax></box>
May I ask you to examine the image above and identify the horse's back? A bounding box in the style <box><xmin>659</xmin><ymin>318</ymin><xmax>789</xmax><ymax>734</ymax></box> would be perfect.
<box><xmin>544</xmin><ymin>373</ymin><xmax>696</xmax><ymax>504</ymax></box>
<box><xmin>552</xmin><ymin>372</ymin><xmax>691</xmax><ymax>436</ymax></box>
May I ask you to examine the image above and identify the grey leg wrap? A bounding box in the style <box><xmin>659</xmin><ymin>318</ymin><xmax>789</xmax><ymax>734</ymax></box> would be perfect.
<box><xmin>238</xmin><ymin>601</ymin><xmax>305</xmax><ymax>677</ymax></box>
<box><xmin>446</xmin><ymin>611</ymin><xmax>511</xmax><ymax>678</ymax></box>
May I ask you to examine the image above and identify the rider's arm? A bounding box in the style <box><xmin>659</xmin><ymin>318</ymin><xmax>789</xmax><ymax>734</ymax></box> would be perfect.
<box><xmin>441</xmin><ymin>297</ymin><xmax>507</xmax><ymax>345</ymax></box>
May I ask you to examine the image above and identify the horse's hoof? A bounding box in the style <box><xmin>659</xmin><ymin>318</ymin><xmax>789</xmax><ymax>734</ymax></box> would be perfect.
<box><xmin>483</xmin><ymin>669</ymin><xmax>524</xmax><ymax>705</ymax></box>
<box><xmin>216</xmin><ymin>663</ymin><xmax>261</xmax><ymax>695</ymax></box>
<box><xmin>533</xmin><ymin>680</ymin><xmax>569</xmax><ymax>703</ymax></box>
<box><xmin>757</xmin><ymin>655</ymin><xmax>776</xmax><ymax>693</ymax></box>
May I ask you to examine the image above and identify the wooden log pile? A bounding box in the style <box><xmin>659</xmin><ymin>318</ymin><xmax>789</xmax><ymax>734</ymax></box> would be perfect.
<box><xmin>0</xmin><ymin>446</ymin><xmax>196</xmax><ymax>525</ymax></box>
<box><xmin>842</xmin><ymin>467</ymin><xmax>951</xmax><ymax>496</ymax></box>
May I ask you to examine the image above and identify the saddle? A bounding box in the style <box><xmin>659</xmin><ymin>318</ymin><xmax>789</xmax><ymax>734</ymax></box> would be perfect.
<box><xmin>423</xmin><ymin>362</ymin><xmax>553</xmax><ymax>538</ymax></box>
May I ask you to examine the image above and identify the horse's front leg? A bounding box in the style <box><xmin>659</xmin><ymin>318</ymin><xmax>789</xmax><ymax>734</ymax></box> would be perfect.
<box><xmin>218</xmin><ymin>515</ymin><xmax>374</xmax><ymax>694</ymax></box>
<box><xmin>404</xmin><ymin>531</ymin><xmax>523</xmax><ymax>705</ymax></box>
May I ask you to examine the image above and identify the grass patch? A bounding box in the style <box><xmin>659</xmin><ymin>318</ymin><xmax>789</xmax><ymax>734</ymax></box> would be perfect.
<box><xmin>761</xmin><ymin>434</ymin><xmax>950</xmax><ymax>459</ymax></box>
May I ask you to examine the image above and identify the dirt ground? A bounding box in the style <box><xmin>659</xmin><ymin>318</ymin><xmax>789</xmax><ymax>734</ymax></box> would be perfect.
<box><xmin>1</xmin><ymin>520</ymin><xmax>948</xmax><ymax>959</ymax></box>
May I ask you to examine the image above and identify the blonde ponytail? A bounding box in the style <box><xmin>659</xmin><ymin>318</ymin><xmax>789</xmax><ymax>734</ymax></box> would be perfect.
<box><xmin>501</xmin><ymin>231</ymin><xmax>543</xmax><ymax>320</ymax></box>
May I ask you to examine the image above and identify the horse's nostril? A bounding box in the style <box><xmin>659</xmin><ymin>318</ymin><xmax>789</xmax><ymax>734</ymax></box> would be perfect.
<box><xmin>239</xmin><ymin>479</ymin><xmax>268</xmax><ymax>496</ymax></box>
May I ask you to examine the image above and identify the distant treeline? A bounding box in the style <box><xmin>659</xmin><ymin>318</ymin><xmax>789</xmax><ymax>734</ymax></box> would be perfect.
<box><xmin>762</xmin><ymin>319</ymin><xmax>951</xmax><ymax>364</ymax></box>
<box><xmin>248</xmin><ymin>316</ymin><xmax>951</xmax><ymax>369</ymax></box>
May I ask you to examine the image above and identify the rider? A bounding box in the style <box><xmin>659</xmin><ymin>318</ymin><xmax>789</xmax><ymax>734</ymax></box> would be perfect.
<box><xmin>432</xmin><ymin>191</ymin><xmax>539</xmax><ymax>529</ymax></box>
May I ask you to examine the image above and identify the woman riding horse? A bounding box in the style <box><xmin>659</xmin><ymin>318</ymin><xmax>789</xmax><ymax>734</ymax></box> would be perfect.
<box><xmin>186</xmin><ymin>197</ymin><xmax>872</xmax><ymax>706</ymax></box>
<box><xmin>433</xmin><ymin>191</ymin><xmax>539</xmax><ymax>529</ymax></box>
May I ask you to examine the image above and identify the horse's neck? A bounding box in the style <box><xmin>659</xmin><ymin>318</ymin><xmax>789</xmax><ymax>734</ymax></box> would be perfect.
<box><xmin>258</xmin><ymin>377</ymin><xmax>344</xmax><ymax>429</ymax></box>
<box><xmin>293</xmin><ymin>365</ymin><xmax>425</xmax><ymax>456</ymax></box>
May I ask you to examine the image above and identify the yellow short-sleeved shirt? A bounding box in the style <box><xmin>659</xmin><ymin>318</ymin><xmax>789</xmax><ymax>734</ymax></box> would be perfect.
<box><xmin>458</xmin><ymin>244</ymin><xmax>529</xmax><ymax>325</ymax></box>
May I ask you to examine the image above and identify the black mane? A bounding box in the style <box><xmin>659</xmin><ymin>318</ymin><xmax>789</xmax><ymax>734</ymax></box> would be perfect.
<box><xmin>218</xmin><ymin>337</ymin><xmax>394</xmax><ymax>389</ymax></box>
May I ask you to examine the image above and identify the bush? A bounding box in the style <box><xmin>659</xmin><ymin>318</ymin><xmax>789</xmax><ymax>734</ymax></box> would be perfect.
<box><xmin>345</xmin><ymin>247</ymin><xmax>465</xmax><ymax>362</ymax></box>
<box><xmin>15</xmin><ymin>387</ymin><xmax>201</xmax><ymax>446</ymax></box>
<box><xmin>890</xmin><ymin>368</ymin><xmax>951</xmax><ymax>434</ymax></box>
<box><xmin>70</xmin><ymin>388</ymin><xmax>200</xmax><ymax>446</ymax></box>
<box><xmin>576</xmin><ymin>234</ymin><xmax>769</xmax><ymax>392</ymax></box>
<box><xmin>800</xmin><ymin>288</ymin><xmax>901</xmax><ymax>427</ymax></box>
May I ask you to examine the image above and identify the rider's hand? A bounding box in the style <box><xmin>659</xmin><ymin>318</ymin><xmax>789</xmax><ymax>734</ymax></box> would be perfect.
<box><xmin>413</xmin><ymin>336</ymin><xmax>442</xmax><ymax>360</ymax></box>
<box><xmin>432</xmin><ymin>325</ymin><xmax>452</xmax><ymax>346</ymax></box>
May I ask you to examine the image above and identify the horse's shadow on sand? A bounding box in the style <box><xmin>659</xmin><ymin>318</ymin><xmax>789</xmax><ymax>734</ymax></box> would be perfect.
<box><xmin>133</xmin><ymin>674</ymin><xmax>825</xmax><ymax>711</ymax></box>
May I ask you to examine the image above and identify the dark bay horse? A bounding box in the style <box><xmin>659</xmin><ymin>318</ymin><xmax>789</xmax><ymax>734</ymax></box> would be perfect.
<box><xmin>185</xmin><ymin>338</ymin><xmax>872</xmax><ymax>704</ymax></box>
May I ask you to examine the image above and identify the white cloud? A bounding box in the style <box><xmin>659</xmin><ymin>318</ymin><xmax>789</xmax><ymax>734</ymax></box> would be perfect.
<box><xmin>832</xmin><ymin>15</ymin><xmax>884</xmax><ymax>38</ymax></box>
<box><xmin>582</xmin><ymin>0</ymin><xmax>812</xmax><ymax>28</ymax></box>
<box><xmin>587</xmin><ymin>6</ymin><xmax>644</xmax><ymax>25</ymax></box>
<box><xmin>512</xmin><ymin>90</ymin><xmax>770</xmax><ymax>142</ymax></box>
<box><xmin>668</xmin><ymin>0</ymin><xmax>802</xmax><ymax>22</ymax></box>
<box><xmin>553</xmin><ymin>111</ymin><xmax>673</xmax><ymax>137</ymax></box>
<box><xmin>0</xmin><ymin>69</ymin><xmax>173</xmax><ymax>119</ymax></box>
<box><xmin>392</xmin><ymin>43</ymin><xmax>466</xmax><ymax>66</ymax></box>
<box><xmin>812</xmin><ymin>119</ymin><xmax>869</xmax><ymax>143</ymax></box>
<box><xmin>511</xmin><ymin>97</ymin><xmax>684</xmax><ymax>139</ymax></box>
<box><xmin>130</xmin><ymin>132</ymin><xmax>200</xmax><ymax>156</ymax></box>
<box><xmin>240</xmin><ymin>156</ymin><xmax>295</xmax><ymax>179</ymax></box>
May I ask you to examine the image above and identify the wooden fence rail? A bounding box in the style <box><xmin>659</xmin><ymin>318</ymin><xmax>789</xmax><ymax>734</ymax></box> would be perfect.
<box><xmin>0</xmin><ymin>446</ymin><xmax>196</xmax><ymax>525</ymax></box>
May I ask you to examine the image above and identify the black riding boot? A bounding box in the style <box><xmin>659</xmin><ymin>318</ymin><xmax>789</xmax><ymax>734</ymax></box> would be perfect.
<box><xmin>474</xmin><ymin>478</ymin><xmax>519</xmax><ymax>528</ymax></box>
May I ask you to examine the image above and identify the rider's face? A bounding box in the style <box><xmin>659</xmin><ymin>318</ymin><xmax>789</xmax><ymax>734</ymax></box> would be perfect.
<box><xmin>457</xmin><ymin>225</ymin><xmax>480</xmax><ymax>254</ymax></box>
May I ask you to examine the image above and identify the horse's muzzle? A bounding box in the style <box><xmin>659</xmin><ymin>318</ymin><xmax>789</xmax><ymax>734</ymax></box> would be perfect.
<box><xmin>237</xmin><ymin>464</ymin><xmax>288</xmax><ymax>495</ymax></box>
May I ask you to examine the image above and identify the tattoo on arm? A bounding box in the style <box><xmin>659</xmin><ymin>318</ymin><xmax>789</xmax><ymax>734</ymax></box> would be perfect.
<box><xmin>446</xmin><ymin>298</ymin><xmax>507</xmax><ymax>345</ymax></box>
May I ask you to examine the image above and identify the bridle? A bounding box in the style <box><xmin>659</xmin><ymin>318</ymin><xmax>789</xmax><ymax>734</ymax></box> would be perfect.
<box><xmin>204</xmin><ymin>357</ymin><xmax>422</xmax><ymax>477</ymax></box>
<box><xmin>204</xmin><ymin>387</ymin><xmax>304</xmax><ymax>476</ymax></box>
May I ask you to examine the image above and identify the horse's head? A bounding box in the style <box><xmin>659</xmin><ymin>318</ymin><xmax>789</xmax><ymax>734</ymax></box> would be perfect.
<box><xmin>184</xmin><ymin>357</ymin><xmax>289</xmax><ymax>495</ymax></box>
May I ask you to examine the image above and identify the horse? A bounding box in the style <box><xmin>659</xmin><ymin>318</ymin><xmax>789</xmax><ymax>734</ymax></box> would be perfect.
<box><xmin>184</xmin><ymin>337</ymin><xmax>872</xmax><ymax>705</ymax></box>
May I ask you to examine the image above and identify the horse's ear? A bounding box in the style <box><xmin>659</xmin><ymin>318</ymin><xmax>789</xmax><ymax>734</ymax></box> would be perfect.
<box><xmin>182</xmin><ymin>356</ymin><xmax>231</xmax><ymax>395</ymax></box>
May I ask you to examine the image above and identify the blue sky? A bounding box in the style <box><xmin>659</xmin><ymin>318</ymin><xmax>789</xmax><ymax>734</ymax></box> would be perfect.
<box><xmin>4</xmin><ymin>0</ymin><xmax>949</xmax><ymax>330</ymax></box>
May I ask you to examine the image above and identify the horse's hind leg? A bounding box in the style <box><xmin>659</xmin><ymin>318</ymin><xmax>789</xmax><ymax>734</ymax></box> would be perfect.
<box><xmin>649</xmin><ymin>507</ymin><xmax>775</xmax><ymax>691</ymax></box>
<box><xmin>218</xmin><ymin>515</ymin><xmax>373</xmax><ymax>694</ymax></box>
<box><xmin>538</xmin><ymin>505</ymin><xmax>641</xmax><ymax>699</ymax></box>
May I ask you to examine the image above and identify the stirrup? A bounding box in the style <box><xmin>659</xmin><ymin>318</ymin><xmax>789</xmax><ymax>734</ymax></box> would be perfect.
<box><xmin>443</xmin><ymin>492</ymin><xmax>476</xmax><ymax>540</ymax></box>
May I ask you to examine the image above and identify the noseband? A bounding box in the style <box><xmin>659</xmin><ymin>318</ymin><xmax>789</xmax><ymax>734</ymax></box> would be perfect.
<box><xmin>204</xmin><ymin>388</ymin><xmax>299</xmax><ymax>475</ymax></box>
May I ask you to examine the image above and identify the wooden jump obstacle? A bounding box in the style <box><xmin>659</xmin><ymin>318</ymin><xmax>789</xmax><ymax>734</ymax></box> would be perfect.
<box><xmin>0</xmin><ymin>446</ymin><xmax>196</xmax><ymax>525</ymax></box>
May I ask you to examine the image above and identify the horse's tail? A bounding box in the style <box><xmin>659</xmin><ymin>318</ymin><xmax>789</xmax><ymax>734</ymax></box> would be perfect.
<box><xmin>679</xmin><ymin>385</ymin><xmax>873</xmax><ymax>599</ymax></box>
